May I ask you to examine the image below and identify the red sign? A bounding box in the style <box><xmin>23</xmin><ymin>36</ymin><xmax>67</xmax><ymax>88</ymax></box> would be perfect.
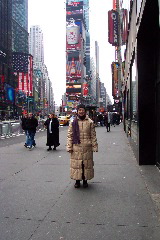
<box><xmin>83</xmin><ymin>83</ymin><xmax>89</xmax><ymax>97</ymax></box>
<box><xmin>68</xmin><ymin>2</ymin><xmax>81</xmax><ymax>6</ymax></box>
<box><xmin>113</xmin><ymin>0</ymin><xmax>117</xmax><ymax>10</ymax></box>
<box><xmin>108</xmin><ymin>10</ymin><xmax>119</xmax><ymax>46</ymax></box>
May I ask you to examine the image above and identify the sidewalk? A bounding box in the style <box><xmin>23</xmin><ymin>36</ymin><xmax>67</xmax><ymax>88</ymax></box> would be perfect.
<box><xmin>0</xmin><ymin>124</ymin><xmax>160</xmax><ymax>240</ymax></box>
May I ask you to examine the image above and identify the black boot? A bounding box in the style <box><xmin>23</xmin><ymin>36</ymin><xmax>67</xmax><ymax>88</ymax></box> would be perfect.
<box><xmin>83</xmin><ymin>180</ymin><xmax>88</xmax><ymax>188</ymax></box>
<box><xmin>47</xmin><ymin>147</ymin><xmax>52</xmax><ymax>151</ymax></box>
<box><xmin>53</xmin><ymin>146</ymin><xmax>56</xmax><ymax>150</ymax></box>
<box><xmin>74</xmin><ymin>180</ymin><xmax>80</xmax><ymax>188</ymax></box>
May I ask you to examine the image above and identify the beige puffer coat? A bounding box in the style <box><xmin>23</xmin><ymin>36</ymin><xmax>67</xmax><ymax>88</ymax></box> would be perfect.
<box><xmin>66</xmin><ymin>116</ymin><xmax>98</xmax><ymax>180</ymax></box>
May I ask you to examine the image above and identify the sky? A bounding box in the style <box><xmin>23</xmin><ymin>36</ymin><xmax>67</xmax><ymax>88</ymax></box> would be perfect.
<box><xmin>28</xmin><ymin>0</ymin><xmax>115</xmax><ymax>105</ymax></box>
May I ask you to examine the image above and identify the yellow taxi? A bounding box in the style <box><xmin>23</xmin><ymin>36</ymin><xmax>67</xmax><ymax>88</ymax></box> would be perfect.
<box><xmin>58</xmin><ymin>115</ymin><xmax>70</xmax><ymax>126</ymax></box>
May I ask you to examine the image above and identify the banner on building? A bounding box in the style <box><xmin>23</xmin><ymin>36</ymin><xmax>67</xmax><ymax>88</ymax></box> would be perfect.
<box><xmin>66</xmin><ymin>57</ymin><xmax>82</xmax><ymax>80</ymax></box>
<box><xmin>111</xmin><ymin>62</ymin><xmax>119</xmax><ymax>97</ymax></box>
<box><xmin>83</xmin><ymin>83</ymin><xmax>89</xmax><ymax>96</ymax></box>
<box><xmin>5</xmin><ymin>85</ymin><xmax>15</xmax><ymax>103</ymax></box>
<box><xmin>108</xmin><ymin>10</ymin><xmax>119</xmax><ymax>46</ymax></box>
<box><xmin>66</xmin><ymin>2</ymin><xmax>83</xmax><ymax>21</ymax></box>
<box><xmin>15</xmin><ymin>54</ymin><xmax>33</xmax><ymax>96</ymax></box>
<box><xmin>12</xmin><ymin>52</ymin><xmax>29</xmax><ymax>73</ymax></box>
<box><xmin>113</xmin><ymin>0</ymin><xmax>117</xmax><ymax>10</ymax></box>
<box><xmin>66</xmin><ymin>83</ymin><xmax>81</xmax><ymax>94</ymax></box>
<box><xmin>66</xmin><ymin>24</ymin><xmax>80</xmax><ymax>45</ymax></box>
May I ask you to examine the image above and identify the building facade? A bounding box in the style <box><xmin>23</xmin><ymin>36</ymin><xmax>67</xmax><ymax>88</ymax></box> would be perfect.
<box><xmin>29</xmin><ymin>25</ymin><xmax>54</xmax><ymax>115</ymax></box>
<box><xmin>66</xmin><ymin>0</ymin><xmax>91</xmax><ymax>111</ymax></box>
<box><xmin>0</xmin><ymin>0</ymin><xmax>13</xmax><ymax>118</ymax></box>
<box><xmin>122</xmin><ymin>0</ymin><xmax>160</xmax><ymax>165</ymax></box>
<box><xmin>12</xmin><ymin>0</ymin><xmax>28</xmax><ymax>53</ymax></box>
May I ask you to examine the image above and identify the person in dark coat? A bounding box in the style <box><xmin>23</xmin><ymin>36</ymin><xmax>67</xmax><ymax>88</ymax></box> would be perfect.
<box><xmin>21</xmin><ymin>113</ymin><xmax>28</xmax><ymax>147</ymax></box>
<box><xmin>44</xmin><ymin>113</ymin><xmax>60</xmax><ymax>151</ymax></box>
<box><xmin>25</xmin><ymin>113</ymin><xmax>38</xmax><ymax>150</ymax></box>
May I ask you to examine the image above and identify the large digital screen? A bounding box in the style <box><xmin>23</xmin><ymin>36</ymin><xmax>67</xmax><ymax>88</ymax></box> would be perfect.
<box><xmin>6</xmin><ymin>86</ymin><xmax>15</xmax><ymax>102</ymax></box>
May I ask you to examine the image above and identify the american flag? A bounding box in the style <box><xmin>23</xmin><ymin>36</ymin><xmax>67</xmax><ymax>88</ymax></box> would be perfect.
<box><xmin>14</xmin><ymin>54</ymin><xmax>33</xmax><ymax>96</ymax></box>
<box><xmin>12</xmin><ymin>52</ymin><xmax>29</xmax><ymax>73</ymax></box>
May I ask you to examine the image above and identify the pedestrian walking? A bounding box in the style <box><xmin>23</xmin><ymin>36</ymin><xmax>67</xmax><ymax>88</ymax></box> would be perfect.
<box><xmin>44</xmin><ymin>113</ymin><xmax>60</xmax><ymax>151</ymax></box>
<box><xmin>25</xmin><ymin>113</ymin><xmax>38</xmax><ymax>150</ymax></box>
<box><xmin>105</xmin><ymin>111</ymin><xmax>111</xmax><ymax>132</ymax></box>
<box><xmin>21</xmin><ymin>113</ymin><xmax>28</xmax><ymax>147</ymax></box>
<box><xmin>66</xmin><ymin>104</ymin><xmax>98</xmax><ymax>188</ymax></box>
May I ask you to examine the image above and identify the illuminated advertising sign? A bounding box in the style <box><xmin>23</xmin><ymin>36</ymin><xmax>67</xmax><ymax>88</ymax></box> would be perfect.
<box><xmin>68</xmin><ymin>95</ymin><xmax>79</xmax><ymax>101</ymax></box>
<box><xmin>6</xmin><ymin>85</ymin><xmax>15</xmax><ymax>102</ymax></box>
<box><xmin>75</xmin><ymin>21</ymin><xmax>82</xmax><ymax>33</ymax></box>
<box><xmin>66</xmin><ymin>2</ymin><xmax>83</xmax><ymax>9</ymax></box>
<box><xmin>66</xmin><ymin>2</ymin><xmax>83</xmax><ymax>21</ymax></box>
<box><xmin>108</xmin><ymin>10</ymin><xmax>119</xmax><ymax>46</ymax></box>
<box><xmin>66</xmin><ymin>84</ymin><xmax>82</xmax><ymax>94</ymax></box>
<box><xmin>66</xmin><ymin>9</ymin><xmax>83</xmax><ymax>16</ymax></box>
<box><xmin>66</xmin><ymin>28</ymin><xmax>82</xmax><ymax>50</ymax></box>
<box><xmin>66</xmin><ymin>24</ymin><xmax>80</xmax><ymax>45</ymax></box>
<box><xmin>67</xmin><ymin>2</ymin><xmax>82</xmax><ymax>7</ymax></box>
<box><xmin>83</xmin><ymin>83</ymin><xmax>89</xmax><ymax>97</ymax></box>
<box><xmin>66</xmin><ymin>57</ymin><xmax>82</xmax><ymax>80</ymax></box>
<box><xmin>113</xmin><ymin>0</ymin><xmax>117</xmax><ymax>10</ymax></box>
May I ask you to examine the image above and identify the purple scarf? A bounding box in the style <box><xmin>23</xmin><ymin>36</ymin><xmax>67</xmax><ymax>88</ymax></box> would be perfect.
<box><xmin>72</xmin><ymin>117</ymin><xmax>80</xmax><ymax>144</ymax></box>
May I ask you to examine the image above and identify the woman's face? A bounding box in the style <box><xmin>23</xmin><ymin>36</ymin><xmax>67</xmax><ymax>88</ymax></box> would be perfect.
<box><xmin>49</xmin><ymin>114</ymin><xmax>54</xmax><ymax>118</ymax></box>
<box><xmin>78</xmin><ymin>108</ymin><xmax>86</xmax><ymax>116</ymax></box>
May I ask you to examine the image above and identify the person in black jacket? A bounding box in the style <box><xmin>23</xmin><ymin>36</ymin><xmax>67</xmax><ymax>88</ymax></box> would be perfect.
<box><xmin>44</xmin><ymin>113</ymin><xmax>60</xmax><ymax>151</ymax></box>
<box><xmin>21</xmin><ymin>113</ymin><xmax>28</xmax><ymax>147</ymax></box>
<box><xmin>25</xmin><ymin>113</ymin><xmax>38</xmax><ymax>150</ymax></box>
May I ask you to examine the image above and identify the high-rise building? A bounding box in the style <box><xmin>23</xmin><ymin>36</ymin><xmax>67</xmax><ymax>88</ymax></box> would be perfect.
<box><xmin>0</xmin><ymin>0</ymin><xmax>12</xmax><ymax>117</ymax></box>
<box><xmin>12</xmin><ymin>0</ymin><xmax>28</xmax><ymax>53</ymax></box>
<box><xmin>66</xmin><ymin>0</ymin><xmax>91</xmax><ymax>110</ymax></box>
<box><xmin>29</xmin><ymin>26</ymin><xmax>54</xmax><ymax>115</ymax></box>
<box><xmin>29</xmin><ymin>25</ymin><xmax>44</xmax><ymax>69</ymax></box>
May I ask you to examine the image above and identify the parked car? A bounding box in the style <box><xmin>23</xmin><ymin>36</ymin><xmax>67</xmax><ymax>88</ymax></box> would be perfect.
<box><xmin>58</xmin><ymin>116</ymin><xmax>70</xmax><ymax>126</ymax></box>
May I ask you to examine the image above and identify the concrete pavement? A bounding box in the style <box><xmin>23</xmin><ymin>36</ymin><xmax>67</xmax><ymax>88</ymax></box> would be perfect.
<box><xmin>0</xmin><ymin>124</ymin><xmax>160</xmax><ymax>240</ymax></box>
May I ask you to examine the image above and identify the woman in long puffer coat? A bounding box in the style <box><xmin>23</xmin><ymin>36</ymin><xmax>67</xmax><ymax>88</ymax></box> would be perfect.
<box><xmin>66</xmin><ymin>104</ymin><xmax>98</xmax><ymax>188</ymax></box>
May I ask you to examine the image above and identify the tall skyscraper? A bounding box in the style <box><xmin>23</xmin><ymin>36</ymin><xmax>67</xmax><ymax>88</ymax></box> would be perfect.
<box><xmin>0</xmin><ymin>0</ymin><xmax>12</xmax><ymax>115</ymax></box>
<box><xmin>12</xmin><ymin>0</ymin><xmax>28</xmax><ymax>53</ymax></box>
<box><xmin>29</xmin><ymin>25</ymin><xmax>44</xmax><ymax>69</ymax></box>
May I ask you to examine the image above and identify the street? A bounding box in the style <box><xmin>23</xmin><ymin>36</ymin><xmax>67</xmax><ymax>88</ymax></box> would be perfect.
<box><xmin>0</xmin><ymin>124</ymin><xmax>160</xmax><ymax>240</ymax></box>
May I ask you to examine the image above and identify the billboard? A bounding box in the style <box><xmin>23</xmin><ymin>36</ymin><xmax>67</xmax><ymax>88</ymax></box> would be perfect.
<box><xmin>6</xmin><ymin>85</ymin><xmax>15</xmax><ymax>102</ymax></box>
<box><xmin>83</xmin><ymin>83</ymin><xmax>89</xmax><ymax>97</ymax></box>
<box><xmin>108</xmin><ymin>10</ymin><xmax>119</xmax><ymax>46</ymax></box>
<box><xmin>66</xmin><ymin>57</ymin><xmax>82</xmax><ymax>80</ymax></box>
<box><xmin>113</xmin><ymin>0</ymin><xmax>117</xmax><ymax>10</ymax></box>
<box><xmin>66</xmin><ymin>2</ymin><xmax>83</xmax><ymax>21</ymax></box>
<box><xmin>66</xmin><ymin>83</ymin><xmax>82</xmax><ymax>94</ymax></box>
<box><xmin>66</xmin><ymin>24</ymin><xmax>80</xmax><ymax>45</ymax></box>
<box><xmin>66</xmin><ymin>25</ymin><xmax>82</xmax><ymax>50</ymax></box>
